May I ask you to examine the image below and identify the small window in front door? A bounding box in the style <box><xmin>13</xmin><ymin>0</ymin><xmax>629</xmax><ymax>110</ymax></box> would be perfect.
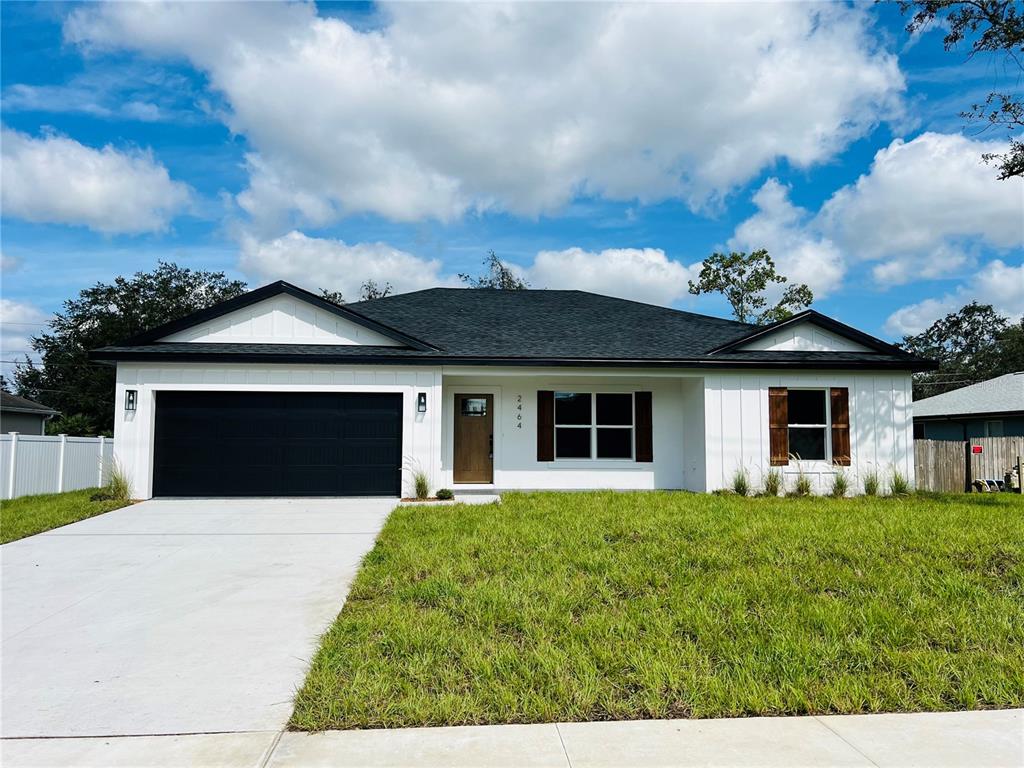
<box><xmin>461</xmin><ymin>398</ymin><xmax>488</xmax><ymax>416</ymax></box>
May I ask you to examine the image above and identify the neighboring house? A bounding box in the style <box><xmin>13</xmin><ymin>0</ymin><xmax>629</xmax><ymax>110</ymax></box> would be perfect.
<box><xmin>913</xmin><ymin>372</ymin><xmax>1024</xmax><ymax>440</ymax></box>
<box><xmin>0</xmin><ymin>392</ymin><xmax>58</xmax><ymax>436</ymax></box>
<box><xmin>90</xmin><ymin>281</ymin><xmax>934</xmax><ymax>499</ymax></box>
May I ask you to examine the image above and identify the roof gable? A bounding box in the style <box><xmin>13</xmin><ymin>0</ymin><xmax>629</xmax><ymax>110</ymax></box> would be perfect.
<box><xmin>159</xmin><ymin>293</ymin><xmax>403</xmax><ymax>346</ymax></box>
<box><xmin>730</xmin><ymin>319</ymin><xmax>871</xmax><ymax>353</ymax></box>
<box><xmin>123</xmin><ymin>281</ymin><xmax>436</xmax><ymax>350</ymax></box>
<box><xmin>708</xmin><ymin>310</ymin><xmax>910</xmax><ymax>358</ymax></box>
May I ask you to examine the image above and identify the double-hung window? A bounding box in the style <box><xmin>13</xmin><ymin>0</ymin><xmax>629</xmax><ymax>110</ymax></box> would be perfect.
<box><xmin>787</xmin><ymin>389</ymin><xmax>828</xmax><ymax>461</ymax></box>
<box><xmin>554</xmin><ymin>392</ymin><xmax>633</xmax><ymax>459</ymax></box>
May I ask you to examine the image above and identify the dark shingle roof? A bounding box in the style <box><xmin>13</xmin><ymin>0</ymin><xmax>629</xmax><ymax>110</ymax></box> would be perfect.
<box><xmin>347</xmin><ymin>288</ymin><xmax>755</xmax><ymax>357</ymax></box>
<box><xmin>0</xmin><ymin>392</ymin><xmax>59</xmax><ymax>415</ymax></box>
<box><xmin>90</xmin><ymin>283</ymin><xmax>936</xmax><ymax>371</ymax></box>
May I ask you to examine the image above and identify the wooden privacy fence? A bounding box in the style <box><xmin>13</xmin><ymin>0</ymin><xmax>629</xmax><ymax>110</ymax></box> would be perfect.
<box><xmin>915</xmin><ymin>436</ymin><xmax>1024</xmax><ymax>492</ymax></box>
<box><xmin>0</xmin><ymin>433</ymin><xmax>114</xmax><ymax>500</ymax></box>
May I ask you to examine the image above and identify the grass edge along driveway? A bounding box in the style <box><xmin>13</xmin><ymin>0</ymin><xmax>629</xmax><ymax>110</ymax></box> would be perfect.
<box><xmin>292</xmin><ymin>491</ymin><xmax>1024</xmax><ymax>730</ymax></box>
<box><xmin>1</xmin><ymin>488</ymin><xmax>130</xmax><ymax>544</ymax></box>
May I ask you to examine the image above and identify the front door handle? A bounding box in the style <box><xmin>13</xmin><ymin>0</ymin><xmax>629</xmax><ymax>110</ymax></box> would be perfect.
<box><xmin>489</xmin><ymin>434</ymin><xmax>493</xmax><ymax>459</ymax></box>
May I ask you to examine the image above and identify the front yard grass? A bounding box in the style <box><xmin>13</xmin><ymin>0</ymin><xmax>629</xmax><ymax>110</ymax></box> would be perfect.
<box><xmin>292</xmin><ymin>491</ymin><xmax>1024</xmax><ymax>730</ymax></box>
<box><xmin>1</xmin><ymin>488</ymin><xmax>129</xmax><ymax>544</ymax></box>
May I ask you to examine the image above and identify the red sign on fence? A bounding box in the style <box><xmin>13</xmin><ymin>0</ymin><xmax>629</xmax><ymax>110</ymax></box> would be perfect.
<box><xmin>971</xmin><ymin>445</ymin><xmax>983</xmax><ymax>454</ymax></box>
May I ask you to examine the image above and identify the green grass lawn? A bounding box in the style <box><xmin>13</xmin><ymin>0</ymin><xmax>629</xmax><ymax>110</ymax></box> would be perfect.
<box><xmin>292</xmin><ymin>491</ymin><xmax>1024</xmax><ymax>730</ymax></box>
<box><xmin>1</xmin><ymin>488</ymin><xmax>130</xmax><ymax>544</ymax></box>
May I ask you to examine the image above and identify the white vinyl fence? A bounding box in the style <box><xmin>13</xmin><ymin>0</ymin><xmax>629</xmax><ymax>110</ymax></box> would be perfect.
<box><xmin>1</xmin><ymin>433</ymin><xmax>114</xmax><ymax>500</ymax></box>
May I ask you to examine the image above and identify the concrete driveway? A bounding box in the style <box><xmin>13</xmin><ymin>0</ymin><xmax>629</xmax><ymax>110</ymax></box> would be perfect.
<box><xmin>1</xmin><ymin>498</ymin><xmax>395</xmax><ymax>738</ymax></box>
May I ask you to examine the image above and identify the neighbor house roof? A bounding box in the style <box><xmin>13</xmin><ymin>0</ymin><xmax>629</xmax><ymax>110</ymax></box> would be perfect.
<box><xmin>0</xmin><ymin>392</ymin><xmax>59</xmax><ymax>416</ymax></box>
<box><xmin>91</xmin><ymin>281</ymin><xmax>935</xmax><ymax>370</ymax></box>
<box><xmin>914</xmin><ymin>372</ymin><xmax>1024</xmax><ymax>419</ymax></box>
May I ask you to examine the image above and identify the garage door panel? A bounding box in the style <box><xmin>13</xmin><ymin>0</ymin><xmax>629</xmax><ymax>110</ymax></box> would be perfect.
<box><xmin>153</xmin><ymin>392</ymin><xmax>402</xmax><ymax>497</ymax></box>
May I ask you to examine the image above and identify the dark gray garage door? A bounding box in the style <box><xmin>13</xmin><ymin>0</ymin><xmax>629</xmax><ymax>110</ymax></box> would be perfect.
<box><xmin>153</xmin><ymin>391</ymin><xmax>402</xmax><ymax>497</ymax></box>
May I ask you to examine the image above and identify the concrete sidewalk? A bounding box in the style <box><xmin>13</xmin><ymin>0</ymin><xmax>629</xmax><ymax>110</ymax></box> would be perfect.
<box><xmin>3</xmin><ymin>709</ymin><xmax>1020</xmax><ymax>768</ymax></box>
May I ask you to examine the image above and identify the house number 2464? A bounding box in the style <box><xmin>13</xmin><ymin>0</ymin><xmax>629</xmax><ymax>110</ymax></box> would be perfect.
<box><xmin>516</xmin><ymin>394</ymin><xmax>523</xmax><ymax>428</ymax></box>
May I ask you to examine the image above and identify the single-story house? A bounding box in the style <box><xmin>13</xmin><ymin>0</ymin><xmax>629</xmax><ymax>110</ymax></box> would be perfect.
<box><xmin>913</xmin><ymin>372</ymin><xmax>1024</xmax><ymax>440</ymax></box>
<box><xmin>91</xmin><ymin>281</ymin><xmax>934</xmax><ymax>499</ymax></box>
<box><xmin>0</xmin><ymin>392</ymin><xmax>59</xmax><ymax>436</ymax></box>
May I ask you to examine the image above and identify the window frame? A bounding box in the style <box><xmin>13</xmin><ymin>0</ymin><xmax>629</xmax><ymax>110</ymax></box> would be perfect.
<box><xmin>786</xmin><ymin>388</ymin><xmax>831</xmax><ymax>462</ymax></box>
<box><xmin>553</xmin><ymin>391</ymin><xmax>635</xmax><ymax>461</ymax></box>
<box><xmin>985</xmin><ymin>420</ymin><xmax>1004</xmax><ymax>437</ymax></box>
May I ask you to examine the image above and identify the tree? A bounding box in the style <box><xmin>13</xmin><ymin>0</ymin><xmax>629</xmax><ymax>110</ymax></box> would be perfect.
<box><xmin>320</xmin><ymin>280</ymin><xmax>394</xmax><ymax>304</ymax></box>
<box><xmin>898</xmin><ymin>302</ymin><xmax>1024</xmax><ymax>398</ymax></box>
<box><xmin>45</xmin><ymin>412</ymin><xmax>98</xmax><ymax>437</ymax></box>
<box><xmin>359</xmin><ymin>280</ymin><xmax>392</xmax><ymax>300</ymax></box>
<box><xmin>14</xmin><ymin>263</ymin><xmax>247</xmax><ymax>433</ymax></box>
<box><xmin>458</xmin><ymin>250</ymin><xmax>528</xmax><ymax>289</ymax></box>
<box><xmin>898</xmin><ymin>1</ymin><xmax>1024</xmax><ymax>179</ymax></box>
<box><xmin>0</xmin><ymin>375</ymin><xmax>11</xmax><ymax>393</ymax></box>
<box><xmin>687</xmin><ymin>249</ymin><xmax>813</xmax><ymax>325</ymax></box>
<box><xmin>319</xmin><ymin>288</ymin><xmax>346</xmax><ymax>304</ymax></box>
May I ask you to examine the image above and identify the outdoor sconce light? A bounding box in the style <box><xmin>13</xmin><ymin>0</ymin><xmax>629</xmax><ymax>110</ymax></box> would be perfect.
<box><xmin>125</xmin><ymin>389</ymin><xmax>138</xmax><ymax>412</ymax></box>
<box><xmin>417</xmin><ymin>392</ymin><xmax>427</xmax><ymax>413</ymax></box>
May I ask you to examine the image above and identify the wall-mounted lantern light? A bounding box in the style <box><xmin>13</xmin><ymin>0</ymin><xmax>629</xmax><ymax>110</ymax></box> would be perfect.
<box><xmin>125</xmin><ymin>389</ymin><xmax>138</xmax><ymax>412</ymax></box>
<box><xmin>417</xmin><ymin>392</ymin><xmax>427</xmax><ymax>413</ymax></box>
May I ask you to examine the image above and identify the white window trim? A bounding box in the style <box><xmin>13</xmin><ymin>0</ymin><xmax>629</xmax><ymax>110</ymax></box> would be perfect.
<box><xmin>786</xmin><ymin>387</ymin><xmax>831</xmax><ymax>463</ymax></box>
<box><xmin>554</xmin><ymin>391</ymin><xmax>635</xmax><ymax>462</ymax></box>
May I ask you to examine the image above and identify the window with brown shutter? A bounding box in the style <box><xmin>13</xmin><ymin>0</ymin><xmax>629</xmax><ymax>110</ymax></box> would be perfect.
<box><xmin>769</xmin><ymin>387</ymin><xmax>788</xmax><ymax>465</ymax></box>
<box><xmin>634</xmin><ymin>391</ymin><xmax>653</xmax><ymax>462</ymax></box>
<box><xmin>830</xmin><ymin>387</ymin><xmax>851</xmax><ymax>466</ymax></box>
<box><xmin>537</xmin><ymin>390</ymin><xmax>554</xmax><ymax>461</ymax></box>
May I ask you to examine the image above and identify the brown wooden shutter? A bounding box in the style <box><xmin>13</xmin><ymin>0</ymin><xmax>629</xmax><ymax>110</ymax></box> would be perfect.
<box><xmin>537</xmin><ymin>390</ymin><xmax>554</xmax><ymax>462</ymax></box>
<box><xmin>769</xmin><ymin>387</ymin><xmax>789</xmax><ymax>466</ymax></box>
<box><xmin>830</xmin><ymin>387</ymin><xmax>851</xmax><ymax>466</ymax></box>
<box><xmin>634</xmin><ymin>391</ymin><xmax>653</xmax><ymax>462</ymax></box>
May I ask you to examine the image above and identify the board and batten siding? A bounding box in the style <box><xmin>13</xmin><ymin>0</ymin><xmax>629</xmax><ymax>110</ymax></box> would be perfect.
<box><xmin>439</xmin><ymin>372</ymin><xmax>693</xmax><ymax>491</ymax></box>
<box><xmin>113</xmin><ymin>362</ymin><xmax>442</xmax><ymax>499</ymax></box>
<box><xmin>159</xmin><ymin>294</ymin><xmax>401</xmax><ymax>346</ymax></box>
<box><xmin>703</xmin><ymin>371</ymin><xmax>914</xmax><ymax>494</ymax></box>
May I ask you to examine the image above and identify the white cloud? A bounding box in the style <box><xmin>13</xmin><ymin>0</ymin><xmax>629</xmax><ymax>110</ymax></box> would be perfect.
<box><xmin>728</xmin><ymin>178</ymin><xmax>846</xmax><ymax>298</ymax></box>
<box><xmin>239</xmin><ymin>233</ymin><xmax>699</xmax><ymax>307</ymax></box>
<box><xmin>1</xmin><ymin>253</ymin><xmax>21</xmax><ymax>273</ymax></box>
<box><xmin>885</xmin><ymin>259</ymin><xmax>1024</xmax><ymax>335</ymax></box>
<box><xmin>818</xmin><ymin>132</ymin><xmax>1023</xmax><ymax>284</ymax></box>
<box><xmin>528</xmin><ymin>247</ymin><xmax>698</xmax><ymax>306</ymax></box>
<box><xmin>0</xmin><ymin>299</ymin><xmax>48</xmax><ymax>373</ymax></box>
<box><xmin>65</xmin><ymin>1</ymin><xmax>904</xmax><ymax>226</ymax></box>
<box><xmin>238</xmin><ymin>231</ymin><xmax>454</xmax><ymax>300</ymax></box>
<box><xmin>0</xmin><ymin>128</ymin><xmax>192</xmax><ymax>234</ymax></box>
<box><xmin>726</xmin><ymin>133</ymin><xmax>1022</xmax><ymax>300</ymax></box>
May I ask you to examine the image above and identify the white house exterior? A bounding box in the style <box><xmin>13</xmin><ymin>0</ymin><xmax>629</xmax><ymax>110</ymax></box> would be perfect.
<box><xmin>94</xmin><ymin>282</ymin><xmax>928</xmax><ymax>499</ymax></box>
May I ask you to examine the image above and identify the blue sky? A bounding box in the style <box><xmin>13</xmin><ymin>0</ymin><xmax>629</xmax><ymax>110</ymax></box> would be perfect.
<box><xmin>1</xmin><ymin>1</ymin><xmax>1021</xmax><ymax>372</ymax></box>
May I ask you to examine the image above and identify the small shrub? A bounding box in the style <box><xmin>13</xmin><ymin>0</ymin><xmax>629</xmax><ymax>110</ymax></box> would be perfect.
<box><xmin>863</xmin><ymin>470</ymin><xmax>879</xmax><ymax>496</ymax></box>
<box><xmin>830</xmin><ymin>470</ymin><xmax>849</xmax><ymax>498</ymax></box>
<box><xmin>436</xmin><ymin>488</ymin><xmax>454</xmax><ymax>501</ymax></box>
<box><xmin>732</xmin><ymin>468</ymin><xmax>750</xmax><ymax>497</ymax></box>
<box><xmin>786</xmin><ymin>455</ymin><xmax>812</xmax><ymax>496</ymax></box>
<box><xmin>763</xmin><ymin>469</ymin><xmax>782</xmax><ymax>497</ymax></box>
<box><xmin>889</xmin><ymin>468</ymin><xmax>911</xmax><ymax>496</ymax></box>
<box><xmin>105</xmin><ymin>460</ymin><xmax>131</xmax><ymax>502</ymax></box>
<box><xmin>791</xmin><ymin>474</ymin><xmax>812</xmax><ymax>497</ymax></box>
<box><xmin>413</xmin><ymin>470</ymin><xmax>430</xmax><ymax>500</ymax></box>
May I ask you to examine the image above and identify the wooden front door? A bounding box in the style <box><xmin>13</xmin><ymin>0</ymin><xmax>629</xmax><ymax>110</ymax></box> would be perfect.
<box><xmin>454</xmin><ymin>394</ymin><xmax>493</xmax><ymax>483</ymax></box>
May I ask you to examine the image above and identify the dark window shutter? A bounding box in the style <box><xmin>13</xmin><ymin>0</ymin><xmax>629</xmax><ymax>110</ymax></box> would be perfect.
<box><xmin>537</xmin><ymin>390</ymin><xmax>554</xmax><ymax>462</ymax></box>
<box><xmin>830</xmin><ymin>387</ymin><xmax>851</xmax><ymax>466</ymax></box>
<box><xmin>769</xmin><ymin>387</ymin><xmax>789</xmax><ymax>466</ymax></box>
<box><xmin>634</xmin><ymin>391</ymin><xmax>653</xmax><ymax>462</ymax></box>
